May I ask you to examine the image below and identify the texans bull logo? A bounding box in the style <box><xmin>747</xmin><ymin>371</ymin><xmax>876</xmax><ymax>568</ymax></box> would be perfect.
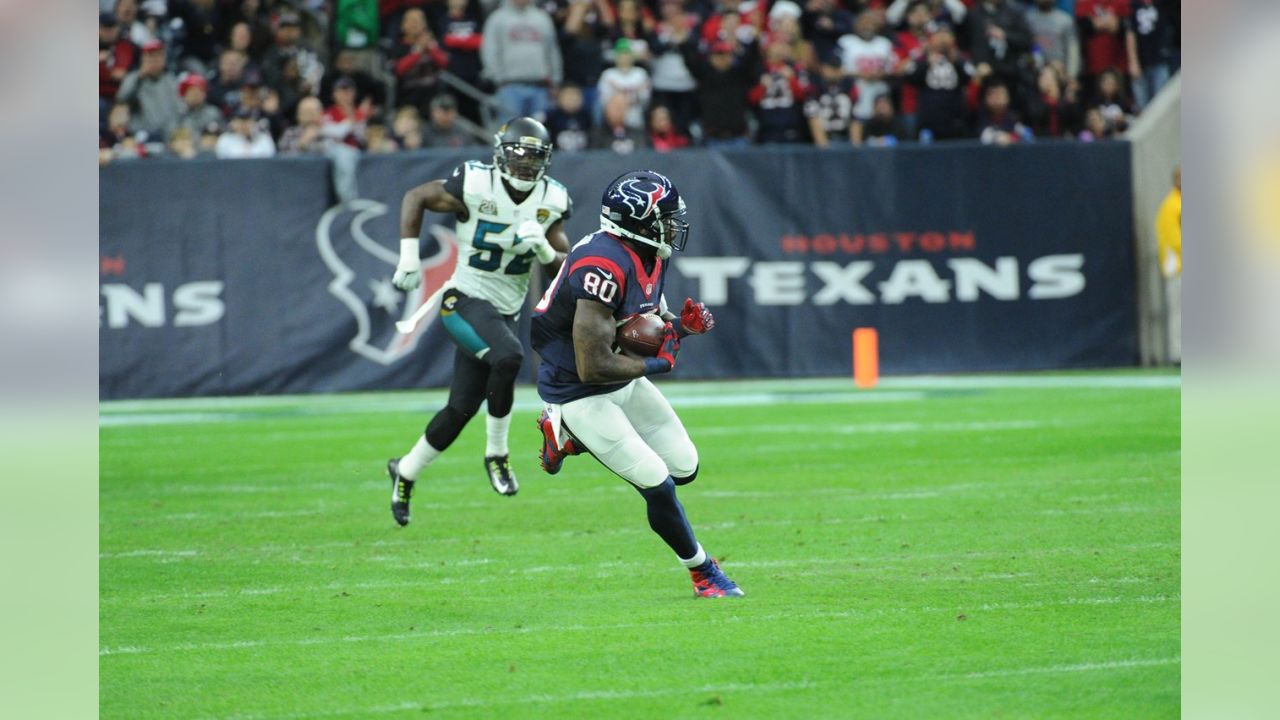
<box><xmin>613</xmin><ymin>175</ymin><xmax>671</xmax><ymax>220</ymax></box>
<box><xmin>315</xmin><ymin>199</ymin><xmax>458</xmax><ymax>365</ymax></box>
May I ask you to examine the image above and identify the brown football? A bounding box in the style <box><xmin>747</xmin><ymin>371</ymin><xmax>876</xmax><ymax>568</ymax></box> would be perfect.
<box><xmin>616</xmin><ymin>313</ymin><xmax>667</xmax><ymax>357</ymax></box>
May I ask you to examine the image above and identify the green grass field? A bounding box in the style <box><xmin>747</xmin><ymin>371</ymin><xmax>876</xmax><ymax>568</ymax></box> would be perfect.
<box><xmin>100</xmin><ymin>372</ymin><xmax>1180</xmax><ymax>719</ymax></box>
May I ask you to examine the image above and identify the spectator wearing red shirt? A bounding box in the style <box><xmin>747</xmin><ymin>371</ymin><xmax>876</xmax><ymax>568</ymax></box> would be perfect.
<box><xmin>391</xmin><ymin>8</ymin><xmax>450</xmax><ymax>112</ymax></box>
<box><xmin>99</xmin><ymin>13</ymin><xmax>138</xmax><ymax>107</ymax></box>
<box><xmin>1075</xmin><ymin>0</ymin><xmax>1134</xmax><ymax>81</ymax></box>
<box><xmin>748</xmin><ymin>41</ymin><xmax>812</xmax><ymax>145</ymax></box>
<box><xmin>893</xmin><ymin>2</ymin><xmax>934</xmax><ymax>138</ymax></box>
<box><xmin>323</xmin><ymin>76</ymin><xmax>372</xmax><ymax>148</ymax></box>
<box><xmin>648</xmin><ymin>105</ymin><xmax>691</xmax><ymax>151</ymax></box>
<box><xmin>702</xmin><ymin>0</ymin><xmax>766</xmax><ymax>47</ymax></box>
<box><xmin>435</xmin><ymin>0</ymin><xmax>484</xmax><ymax>121</ymax></box>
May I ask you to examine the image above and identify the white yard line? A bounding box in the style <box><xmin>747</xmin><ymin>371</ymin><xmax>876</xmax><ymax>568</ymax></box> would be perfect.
<box><xmin>955</xmin><ymin>656</ymin><xmax>1180</xmax><ymax>679</ymax></box>
<box><xmin>99</xmin><ymin>372</ymin><xmax>1179</xmax><ymax>427</ymax></box>
<box><xmin>100</xmin><ymin>390</ymin><xmax>927</xmax><ymax>427</ymax></box>
<box><xmin>102</xmin><ymin>594</ymin><xmax>1178</xmax><ymax>658</ymax></box>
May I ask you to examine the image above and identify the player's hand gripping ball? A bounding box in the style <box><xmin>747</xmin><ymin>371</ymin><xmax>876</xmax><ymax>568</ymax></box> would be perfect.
<box><xmin>616</xmin><ymin>313</ymin><xmax>668</xmax><ymax>357</ymax></box>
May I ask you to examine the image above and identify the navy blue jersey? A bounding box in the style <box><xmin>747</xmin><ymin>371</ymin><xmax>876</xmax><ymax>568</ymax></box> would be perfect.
<box><xmin>532</xmin><ymin>231</ymin><xmax>668</xmax><ymax>403</ymax></box>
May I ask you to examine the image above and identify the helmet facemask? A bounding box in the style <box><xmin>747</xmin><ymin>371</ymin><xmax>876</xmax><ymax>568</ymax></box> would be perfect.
<box><xmin>495</xmin><ymin>141</ymin><xmax>551</xmax><ymax>192</ymax></box>
<box><xmin>602</xmin><ymin>197</ymin><xmax>689</xmax><ymax>259</ymax></box>
<box><xmin>653</xmin><ymin>199</ymin><xmax>689</xmax><ymax>259</ymax></box>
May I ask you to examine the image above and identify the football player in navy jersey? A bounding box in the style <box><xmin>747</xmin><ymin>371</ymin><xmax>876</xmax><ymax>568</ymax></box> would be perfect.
<box><xmin>529</xmin><ymin>170</ymin><xmax>744</xmax><ymax>598</ymax></box>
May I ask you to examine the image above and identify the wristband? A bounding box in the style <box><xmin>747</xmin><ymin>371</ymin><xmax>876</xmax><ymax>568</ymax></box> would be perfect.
<box><xmin>398</xmin><ymin>237</ymin><xmax>419</xmax><ymax>266</ymax></box>
<box><xmin>533</xmin><ymin>240</ymin><xmax>557</xmax><ymax>264</ymax></box>
<box><xmin>643</xmin><ymin>357</ymin><xmax>672</xmax><ymax>375</ymax></box>
<box><xmin>669</xmin><ymin>316</ymin><xmax>686</xmax><ymax>337</ymax></box>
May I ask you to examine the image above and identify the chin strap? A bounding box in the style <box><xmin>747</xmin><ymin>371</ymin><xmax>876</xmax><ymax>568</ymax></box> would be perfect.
<box><xmin>601</xmin><ymin>216</ymin><xmax>671</xmax><ymax>257</ymax></box>
<box><xmin>501</xmin><ymin>172</ymin><xmax>537</xmax><ymax>192</ymax></box>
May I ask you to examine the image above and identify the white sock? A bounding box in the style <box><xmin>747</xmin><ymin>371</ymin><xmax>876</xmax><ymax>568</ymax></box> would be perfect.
<box><xmin>679</xmin><ymin>544</ymin><xmax>707</xmax><ymax>569</ymax></box>
<box><xmin>399</xmin><ymin>435</ymin><xmax>441</xmax><ymax>480</ymax></box>
<box><xmin>485</xmin><ymin>413</ymin><xmax>511</xmax><ymax>457</ymax></box>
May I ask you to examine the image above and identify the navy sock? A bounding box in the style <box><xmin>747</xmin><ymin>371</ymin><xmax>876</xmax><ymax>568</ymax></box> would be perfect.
<box><xmin>636</xmin><ymin>478</ymin><xmax>699</xmax><ymax>560</ymax></box>
<box><xmin>672</xmin><ymin>465</ymin><xmax>699</xmax><ymax>486</ymax></box>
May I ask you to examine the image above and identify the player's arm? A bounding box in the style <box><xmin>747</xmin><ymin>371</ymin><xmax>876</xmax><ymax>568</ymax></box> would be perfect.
<box><xmin>399</xmin><ymin>179</ymin><xmax>468</xmax><ymax>239</ymax></box>
<box><xmin>393</xmin><ymin>174</ymin><xmax>469</xmax><ymax>291</ymax></box>
<box><xmin>573</xmin><ymin>300</ymin><xmax>679</xmax><ymax>383</ymax></box>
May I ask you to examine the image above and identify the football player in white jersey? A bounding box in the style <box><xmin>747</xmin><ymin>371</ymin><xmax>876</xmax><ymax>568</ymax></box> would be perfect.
<box><xmin>385</xmin><ymin>117</ymin><xmax>572</xmax><ymax>526</ymax></box>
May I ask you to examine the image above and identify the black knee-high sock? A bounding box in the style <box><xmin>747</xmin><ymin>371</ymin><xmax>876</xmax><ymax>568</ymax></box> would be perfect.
<box><xmin>636</xmin><ymin>478</ymin><xmax>699</xmax><ymax>560</ymax></box>
<box><xmin>485</xmin><ymin>353</ymin><xmax>522</xmax><ymax>417</ymax></box>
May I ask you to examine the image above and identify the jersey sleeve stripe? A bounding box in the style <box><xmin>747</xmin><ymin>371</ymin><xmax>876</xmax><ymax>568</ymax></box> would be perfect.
<box><xmin>568</xmin><ymin>257</ymin><xmax>628</xmax><ymax>296</ymax></box>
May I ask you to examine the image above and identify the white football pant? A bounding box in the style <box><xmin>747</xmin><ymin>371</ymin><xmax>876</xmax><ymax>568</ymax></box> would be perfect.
<box><xmin>554</xmin><ymin>377</ymin><xmax>698</xmax><ymax>488</ymax></box>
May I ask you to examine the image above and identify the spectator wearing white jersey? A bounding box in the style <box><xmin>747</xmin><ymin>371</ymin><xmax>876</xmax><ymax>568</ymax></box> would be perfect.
<box><xmin>837</xmin><ymin>11</ymin><xmax>895</xmax><ymax>123</ymax></box>
<box><xmin>215</xmin><ymin>107</ymin><xmax>276</xmax><ymax>158</ymax></box>
<box><xmin>597</xmin><ymin>38</ymin><xmax>651</xmax><ymax>130</ymax></box>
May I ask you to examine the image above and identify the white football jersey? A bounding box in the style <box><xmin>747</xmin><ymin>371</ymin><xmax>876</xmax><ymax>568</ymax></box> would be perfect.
<box><xmin>447</xmin><ymin>161</ymin><xmax>572</xmax><ymax>315</ymax></box>
<box><xmin>837</xmin><ymin>34</ymin><xmax>894</xmax><ymax>120</ymax></box>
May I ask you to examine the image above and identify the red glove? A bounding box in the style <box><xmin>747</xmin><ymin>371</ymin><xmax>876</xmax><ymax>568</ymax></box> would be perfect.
<box><xmin>644</xmin><ymin>322</ymin><xmax>682</xmax><ymax>375</ymax></box>
<box><xmin>678</xmin><ymin>297</ymin><xmax>716</xmax><ymax>336</ymax></box>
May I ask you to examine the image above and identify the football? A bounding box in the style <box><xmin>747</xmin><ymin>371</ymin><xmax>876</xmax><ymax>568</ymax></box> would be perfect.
<box><xmin>616</xmin><ymin>313</ymin><xmax>667</xmax><ymax>357</ymax></box>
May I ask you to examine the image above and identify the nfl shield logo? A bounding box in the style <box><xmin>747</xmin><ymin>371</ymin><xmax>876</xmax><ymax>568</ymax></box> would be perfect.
<box><xmin>646</xmin><ymin>283</ymin><xmax>653</xmax><ymax>294</ymax></box>
<box><xmin>537</xmin><ymin>208</ymin><xmax>550</xmax><ymax>223</ymax></box>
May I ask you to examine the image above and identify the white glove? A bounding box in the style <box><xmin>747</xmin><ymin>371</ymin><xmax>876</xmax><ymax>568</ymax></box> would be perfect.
<box><xmin>516</xmin><ymin>220</ymin><xmax>557</xmax><ymax>264</ymax></box>
<box><xmin>392</xmin><ymin>237</ymin><xmax>422</xmax><ymax>291</ymax></box>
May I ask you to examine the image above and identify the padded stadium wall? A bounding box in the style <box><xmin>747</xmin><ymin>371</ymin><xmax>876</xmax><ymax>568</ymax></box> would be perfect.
<box><xmin>100</xmin><ymin>143</ymin><xmax>1137</xmax><ymax>399</ymax></box>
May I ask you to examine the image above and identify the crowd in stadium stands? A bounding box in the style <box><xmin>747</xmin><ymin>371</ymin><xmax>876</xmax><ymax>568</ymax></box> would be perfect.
<box><xmin>98</xmin><ymin>0</ymin><xmax>1180</xmax><ymax>163</ymax></box>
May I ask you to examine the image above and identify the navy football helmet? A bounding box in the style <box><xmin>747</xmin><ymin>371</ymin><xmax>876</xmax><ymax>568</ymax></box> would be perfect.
<box><xmin>599</xmin><ymin>170</ymin><xmax>689</xmax><ymax>259</ymax></box>
<box><xmin>493</xmin><ymin>117</ymin><xmax>553</xmax><ymax>192</ymax></box>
